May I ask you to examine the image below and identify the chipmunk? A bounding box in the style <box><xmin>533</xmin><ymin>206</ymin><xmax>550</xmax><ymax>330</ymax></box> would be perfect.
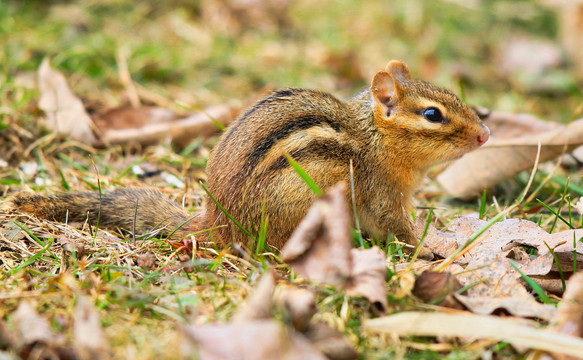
<box><xmin>8</xmin><ymin>60</ymin><xmax>489</xmax><ymax>258</ymax></box>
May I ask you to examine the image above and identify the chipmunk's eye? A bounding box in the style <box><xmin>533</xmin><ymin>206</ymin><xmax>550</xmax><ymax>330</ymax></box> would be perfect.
<box><xmin>422</xmin><ymin>107</ymin><xmax>444</xmax><ymax>123</ymax></box>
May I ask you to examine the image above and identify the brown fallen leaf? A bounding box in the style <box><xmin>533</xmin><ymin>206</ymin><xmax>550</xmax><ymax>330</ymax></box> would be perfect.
<box><xmin>454</xmin><ymin>295</ymin><xmax>557</xmax><ymax>321</ymax></box>
<box><xmin>92</xmin><ymin>105</ymin><xmax>179</xmax><ymax>130</ymax></box>
<box><xmin>232</xmin><ymin>271</ymin><xmax>276</xmax><ymax>322</ymax></box>
<box><xmin>302</xmin><ymin>322</ymin><xmax>359</xmax><ymax>360</ymax></box>
<box><xmin>11</xmin><ymin>301</ymin><xmax>73</xmax><ymax>359</ymax></box>
<box><xmin>364</xmin><ymin>312</ymin><xmax>583</xmax><ymax>357</ymax></box>
<box><xmin>541</xmin><ymin>272</ymin><xmax>583</xmax><ymax>360</ymax></box>
<box><xmin>415</xmin><ymin>221</ymin><xmax>458</xmax><ymax>259</ymax></box>
<box><xmin>274</xmin><ymin>285</ymin><xmax>317</xmax><ymax>332</ymax></box>
<box><xmin>94</xmin><ymin>104</ymin><xmax>235</xmax><ymax>147</ymax></box>
<box><xmin>413</xmin><ymin>271</ymin><xmax>463</xmax><ymax>309</ymax></box>
<box><xmin>280</xmin><ymin>182</ymin><xmax>352</xmax><ymax>286</ymax></box>
<box><xmin>74</xmin><ymin>296</ymin><xmax>110</xmax><ymax>360</ymax></box>
<box><xmin>420</xmin><ymin>215</ymin><xmax>583</xmax><ymax>319</ymax></box>
<box><xmin>346</xmin><ymin>247</ymin><xmax>388</xmax><ymax>312</ymax></box>
<box><xmin>181</xmin><ymin>320</ymin><xmax>327</xmax><ymax>360</ymax></box>
<box><xmin>0</xmin><ymin>319</ymin><xmax>17</xmax><ymax>350</ymax></box>
<box><xmin>552</xmin><ymin>272</ymin><xmax>583</xmax><ymax>337</ymax></box>
<box><xmin>437</xmin><ymin>111</ymin><xmax>583</xmax><ymax>198</ymax></box>
<box><xmin>37</xmin><ymin>59</ymin><xmax>236</xmax><ymax>148</ymax></box>
<box><xmin>38</xmin><ymin>58</ymin><xmax>97</xmax><ymax>144</ymax></box>
<box><xmin>281</xmin><ymin>183</ymin><xmax>388</xmax><ymax>311</ymax></box>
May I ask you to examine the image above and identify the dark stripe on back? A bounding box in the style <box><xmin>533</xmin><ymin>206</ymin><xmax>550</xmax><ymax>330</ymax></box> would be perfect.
<box><xmin>247</xmin><ymin>115</ymin><xmax>343</xmax><ymax>174</ymax></box>
<box><xmin>223</xmin><ymin>88</ymin><xmax>307</xmax><ymax>143</ymax></box>
<box><xmin>267</xmin><ymin>138</ymin><xmax>356</xmax><ymax>172</ymax></box>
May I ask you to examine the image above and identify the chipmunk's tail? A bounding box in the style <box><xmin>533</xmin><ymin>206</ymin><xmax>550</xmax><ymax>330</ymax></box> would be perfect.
<box><xmin>6</xmin><ymin>188</ymin><xmax>201</xmax><ymax>239</ymax></box>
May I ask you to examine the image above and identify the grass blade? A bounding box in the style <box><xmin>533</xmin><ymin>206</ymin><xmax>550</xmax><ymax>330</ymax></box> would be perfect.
<box><xmin>199</xmin><ymin>181</ymin><xmax>253</xmax><ymax>238</ymax></box>
<box><xmin>5</xmin><ymin>239</ymin><xmax>53</xmax><ymax>278</ymax></box>
<box><xmin>543</xmin><ymin>241</ymin><xmax>566</xmax><ymax>293</ymax></box>
<box><xmin>283</xmin><ymin>152</ymin><xmax>322</xmax><ymax>195</ymax></box>
<box><xmin>508</xmin><ymin>259</ymin><xmax>551</xmax><ymax>303</ymax></box>
<box><xmin>536</xmin><ymin>199</ymin><xmax>575</xmax><ymax>230</ymax></box>
<box><xmin>479</xmin><ymin>189</ymin><xmax>487</xmax><ymax>219</ymax></box>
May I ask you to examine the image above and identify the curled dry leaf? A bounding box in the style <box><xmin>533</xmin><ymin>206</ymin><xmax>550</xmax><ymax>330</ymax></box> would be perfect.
<box><xmin>37</xmin><ymin>59</ymin><xmax>236</xmax><ymax>147</ymax></box>
<box><xmin>280</xmin><ymin>182</ymin><xmax>352</xmax><ymax>286</ymax></box>
<box><xmin>274</xmin><ymin>285</ymin><xmax>317</xmax><ymax>332</ymax></box>
<box><xmin>363</xmin><ymin>312</ymin><xmax>583</xmax><ymax>358</ymax></box>
<box><xmin>137</xmin><ymin>252</ymin><xmax>157</xmax><ymax>270</ymax></box>
<box><xmin>414</xmin><ymin>221</ymin><xmax>458</xmax><ymax>259</ymax></box>
<box><xmin>454</xmin><ymin>295</ymin><xmax>557</xmax><ymax>321</ymax></box>
<box><xmin>0</xmin><ymin>319</ymin><xmax>17</xmax><ymax>350</ymax></box>
<box><xmin>437</xmin><ymin>111</ymin><xmax>583</xmax><ymax>198</ymax></box>
<box><xmin>413</xmin><ymin>271</ymin><xmax>463</xmax><ymax>309</ymax></box>
<box><xmin>94</xmin><ymin>104</ymin><xmax>235</xmax><ymax>147</ymax></box>
<box><xmin>232</xmin><ymin>271</ymin><xmax>275</xmax><ymax>322</ymax></box>
<box><xmin>552</xmin><ymin>272</ymin><xmax>583</xmax><ymax>337</ymax></box>
<box><xmin>302</xmin><ymin>322</ymin><xmax>359</xmax><ymax>360</ymax></box>
<box><xmin>541</xmin><ymin>272</ymin><xmax>583</xmax><ymax>360</ymax></box>
<box><xmin>181</xmin><ymin>320</ymin><xmax>327</xmax><ymax>360</ymax></box>
<box><xmin>74</xmin><ymin>296</ymin><xmax>110</xmax><ymax>360</ymax></box>
<box><xmin>38</xmin><ymin>58</ymin><xmax>96</xmax><ymax>144</ymax></box>
<box><xmin>346</xmin><ymin>247</ymin><xmax>388</xmax><ymax>312</ymax></box>
<box><xmin>281</xmin><ymin>183</ymin><xmax>388</xmax><ymax>311</ymax></box>
<box><xmin>420</xmin><ymin>215</ymin><xmax>583</xmax><ymax>320</ymax></box>
<box><xmin>11</xmin><ymin>301</ymin><xmax>73</xmax><ymax>359</ymax></box>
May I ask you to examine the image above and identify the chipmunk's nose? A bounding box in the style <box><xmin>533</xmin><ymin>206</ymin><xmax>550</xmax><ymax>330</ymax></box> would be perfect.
<box><xmin>477</xmin><ymin>126</ymin><xmax>490</xmax><ymax>146</ymax></box>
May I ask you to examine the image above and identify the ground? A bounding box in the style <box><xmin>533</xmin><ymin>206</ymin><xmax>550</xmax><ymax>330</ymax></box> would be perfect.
<box><xmin>0</xmin><ymin>0</ymin><xmax>582</xmax><ymax>359</ymax></box>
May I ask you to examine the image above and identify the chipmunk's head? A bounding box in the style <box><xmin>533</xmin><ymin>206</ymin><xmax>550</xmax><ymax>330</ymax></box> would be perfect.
<box><xmin>370</xmin><ymin>60</ymin><xmax>489</xmax><ymax>167</ymax></box>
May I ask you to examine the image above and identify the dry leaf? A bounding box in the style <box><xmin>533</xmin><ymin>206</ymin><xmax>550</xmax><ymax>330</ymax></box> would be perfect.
<box><xmin>437</xmin><ymin>111</ymin><xmax>583</xmax><ymax>198</ymax></box>
<box><xmin>420</xmin><ymin>216</ymin><xmax>583</xmax><ymax>319</ymax></box>
<box><xmin>0</xmin><ymin>319</ymin><xmax>17</xmax><ymax>350</ymax></box>
<box><xmin>528</xmin><ymin>274</ymin><xmax>565</xmax><ymax>295</ymax></box>
<box><xmin>181</xmin><ymin>320</ymin><xmax>327</xmax><ymax>360</ymax></box>
<box><xmin>137</xmin><ymin>252</ymin><xmax>156</xmax><ymax>270</ymax></box>
<box><xmin>280</xmin><ymin>183</ymin><xmax>352</xmax><ymax>286</ymax></box>
<box><xmin>38</xmin><ymin>58</ymin><xmax>96</xmax><ymax>144</ymax></box>
<box><xmin>74</xmin><ymin>296</ymin><xmax>110</xmax><ymax>360</ymax></box>
<box><xmin>413</xmin><ymin>271</ymin><xmax>463</xmax><ymax>309</ymax></box>
<box><xmin>94</xmin><ymin>104</ymin><xmax>234</xmax><ymax>147</ymax></box>
<box><xmin>552</xmin><ymin>272</ymin><xmax>583</xmax><ymax>337</ymax></box>
<box><xmin>37</xmin><ymin>58</ymin><xmax>236</xmax><ymax>148</ymax></box>
<box><xmin>541</xmin><ymin>272</ymin><xmax>583</xmax><ymax>360</ymax></box>
<box><xmin>92</xmin><ymin>105</ymin><xmax>179</xmax><ymax>130</ymax></box>
<box><xmin>454</xmin><ymin>295</ymin><xmax>557</xmax><ymax>321</ymax></box>
<box><xmin>274</xmin><ymin>285</ymin><xmax>317</xmax><ymax>332</ymax></box>
<box><xmin>363</xmin><ymin>312</ymin><xmax>583</xmax><ymax>358</ymax></box>
<box><xmin>11</xmin><ymin>301</ymin><xmax>73</xmax><ymax>359</ymax></box>
<box><xmin>302</xmin><ymin>322</ymin><xmax>359</xmax><ymax>360</ymax></box>
<box><xmin>232</xmin><ymin>271</ymin><xmax>275</xmax><ymax>322</ymax></box>
<box><xmin>415</xmin><ymin>221</ymin><xmax>458</xmax><ymax>259</ymax></box>
<box><xmin>346</xmin><ymin>247</ymin><xmax>388</xmax><ymax>312</ymax></box>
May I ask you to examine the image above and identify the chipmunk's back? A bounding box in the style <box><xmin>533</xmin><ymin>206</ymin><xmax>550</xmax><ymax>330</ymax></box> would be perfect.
<box><xmin>203</xmin><ymin>88</ymin><xmax>370</xmax><ymax>248</ymax></box>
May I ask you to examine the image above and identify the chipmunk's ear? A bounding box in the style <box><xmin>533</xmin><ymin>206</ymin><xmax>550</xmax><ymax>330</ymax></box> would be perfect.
<box><xmin>385</xmin><ymin>60</ymin><xmax>411</xmax><ymax>84</ymax></box>
<box><xmin>371</xmin><ymin>67</ymin><xmax>407</xmax><ymax>117</ymax></box>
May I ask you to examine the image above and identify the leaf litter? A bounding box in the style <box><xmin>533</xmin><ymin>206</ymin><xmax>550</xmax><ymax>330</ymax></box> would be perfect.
<box><xmin>37</xmin><ymin>59</ymin><xmax>237</xmax><ymax>148</ymax></box>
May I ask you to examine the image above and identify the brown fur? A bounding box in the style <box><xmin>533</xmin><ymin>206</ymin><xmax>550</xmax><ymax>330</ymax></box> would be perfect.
<box><xmin>8</xmin><ymin>60</ymin><xmax>488</xmax><ymax>252</ymax></box>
